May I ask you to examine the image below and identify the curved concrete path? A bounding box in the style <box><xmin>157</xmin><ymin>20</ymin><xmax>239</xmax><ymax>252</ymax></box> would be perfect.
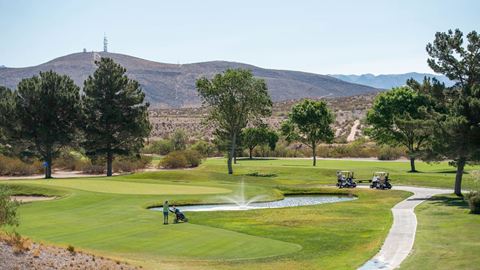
<box><xmin>358</xmin><ymin>185</ymin><xmax>451</xmax><ymax>270</ymax></box>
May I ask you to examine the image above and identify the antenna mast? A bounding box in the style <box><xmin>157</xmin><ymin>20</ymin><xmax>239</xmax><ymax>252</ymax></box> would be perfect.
<box><xmin>103</xmin><ymin>34</ymin><xmax>108</xmax><ymax>52</ymax></box>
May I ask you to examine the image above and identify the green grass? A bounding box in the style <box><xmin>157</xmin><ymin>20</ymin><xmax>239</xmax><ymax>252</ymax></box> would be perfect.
<box><xmin>1</xmin><ymin>158</ymin><xmax>478</xmax><ymax>269</ymax></box>
<box><xmin>400</xmin><ymin>194</ymin><xmax>480</xmax><ymax>269</ymax></box>
<box><xmin>204</xmin><ymin>158</ymin><xmax>479</xmax><ymax>190</ymax></box>
<box><xmin>11</xmin><ymin>179</ymin><xmax>231</xmax><ymax>195</ymax></box>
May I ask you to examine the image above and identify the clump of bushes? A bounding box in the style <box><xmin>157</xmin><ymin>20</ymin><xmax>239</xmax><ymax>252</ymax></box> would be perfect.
<box><xmin>247</xmin><ymin>138</ymin><xmax>405</xmax><ymax>159</ymax></box>
<box><xmin>113</xmin><ymin>155</ymin><xmax>152</xmax><ymax>173</ymax></box>
<box><xmin>81</xmin><ymin>164</ymin><xmax>105</xmax><ymax>174</ymax></box>
<box><xmin>466</xmin><ymin>170</ymin><xmax>480</xmax><ymax>214</ymax></box>
<box><xmin>377</xmin><ymin>145</ymin><xmax>405</xmax><ymax>160</ymax></box>
<box><xmin>0</xmin><ymin>155</ymin><xmax>43</xmax><ymax>176</ymax></box>
<box><xmin>0</xmin><ymin>186</ymin><xmax>27</xmax><ymax>254</ymax></box>
<box><xmin>0</xmin><ymin>185</ymin><xmax>19</xmax><ymax>227</ymax></box>
<box><xmin>143</xmin><ymin>129</ymin><xmax>189</xmax><ymax>155</ymax></box>
<box><xmin>190</xmin><ymin>140</ymin><xmax>217</xmax><ymax>157</ymax></box>
<box><xmin>3</xmin><ymin>231</ymin><xmax>31</xmax><ymax>254</ymax></box>
<box><xmin>67</xmin><ymin>245</ymin><xmax>76</xmax><ymax>254</ymax></box>
<box><xmin>81</xmin><ymin>155</ymin><xmax>153</xmax><ymax>174</ymax></box>
<box><xmin>143</xmin><ymin>139</ymin><xmax>174</xmax><ymax>155</ymax></box>
<box><xmin>465</xmin><ymin>192</ymin><xmax>480</xmax><ymax>214</ymax></box>
<box><xmin>54</xmin><ymin>150</ymin><xmax>90</xmax><ymax>171</ymax></box>
<box><xmin>246</xmin><ymin>172</ymin><xmax>277</xmax><ymax>177</ymax></box>
<box><xmin>159</xmin><ymin>150</ymin><xmax>203</xmax><ymax>169</ymax></box>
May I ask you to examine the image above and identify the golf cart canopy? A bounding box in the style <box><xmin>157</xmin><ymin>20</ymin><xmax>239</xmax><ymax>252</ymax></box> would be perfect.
<box><xmin>337</xmin><ymin>171</ymin><xmax>354</xmax><ymax>178</ymax></box>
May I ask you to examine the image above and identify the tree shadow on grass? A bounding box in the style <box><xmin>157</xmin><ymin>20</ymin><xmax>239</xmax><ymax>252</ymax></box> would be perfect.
<box><xmin>435</xmin><ymin>170</ymin><xmax>462</xmax><ymax>174</ymax></box>
<box><xmin>236</xmin><ymin>158</ymin><xmax>279</xmax><ymax>161</ymax></box>
<box><xmin>427</xmin><ymin>195</ymin><xmax>469</xmax><ymax>210</ymax></box>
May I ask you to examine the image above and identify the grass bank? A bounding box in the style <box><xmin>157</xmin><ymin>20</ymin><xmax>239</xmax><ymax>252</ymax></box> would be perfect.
<box><xmin>400</xmin><ymin>194</ymin><xmax>480</xmax><ymax>269</ymax></box>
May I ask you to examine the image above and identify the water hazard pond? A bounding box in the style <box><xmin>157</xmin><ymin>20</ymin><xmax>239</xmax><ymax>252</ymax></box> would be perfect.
<box><xmin>150</xmin><ymin>195</ymin><xmax>356</xmax><ymax>212</ymax></box>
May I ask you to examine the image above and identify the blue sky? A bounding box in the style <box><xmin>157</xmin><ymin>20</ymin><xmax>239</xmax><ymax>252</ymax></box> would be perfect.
<box><xmin>0</xmin><ymin>0</ymin><xmax>478</xmax><ymax>74</ymax></box>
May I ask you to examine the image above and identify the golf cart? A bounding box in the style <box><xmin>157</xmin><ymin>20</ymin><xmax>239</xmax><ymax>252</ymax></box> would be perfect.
<box><xmin>336</xmin><ymin>171</ymin><xmax>357</xmax><ymax>188</ymax></box>
<box><xmin>370</xmin><ymin>172</ymin><xmax>392</xmax><ymax>189</ymax></box>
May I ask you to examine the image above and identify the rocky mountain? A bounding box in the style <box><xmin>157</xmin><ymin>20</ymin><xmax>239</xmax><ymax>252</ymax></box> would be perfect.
<box><xmin>0</xmin><ymin>52</ymin><xmax>378</xmax><ymax>108</ymax></box>
<box><xmin>330</xmin><ymin>72</ymin><xmax>454</xmax><ymax>89</ymax></box>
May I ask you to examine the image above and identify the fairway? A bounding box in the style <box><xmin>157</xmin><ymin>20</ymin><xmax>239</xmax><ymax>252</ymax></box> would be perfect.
<box><xmin>12</xmin><ymin>179</ymin><xmax>231</xmax><ymax>195</ymax></box>
<box><xmin>1</xmin><ymin>158</ymin><xmax>478</xmax><ymax>269</ymax></box>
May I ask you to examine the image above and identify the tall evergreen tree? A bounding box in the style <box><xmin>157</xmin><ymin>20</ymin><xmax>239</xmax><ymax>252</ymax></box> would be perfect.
<box><xmin>0</xmin><ymin>86</ymin><xmax>15</xmax><ymax>149</ymax></box>
<box><xmin>83</xmin><ymin>58</ymin><xmax>151</xmax><ymax>176</ymax></box>
<box><xmin>13</xmin><ymin>71</ymin><xmax>82</xmax><ymax>178</ymax></box>
<box><xmin>196</xmin><ymin>69</ymin><xmax>272</xmax><ymax>174</ymax></box>
<box><xmin>424</xmin><ymin>29</ymin><xmax>480</xmax><ymax>196</ymax></box>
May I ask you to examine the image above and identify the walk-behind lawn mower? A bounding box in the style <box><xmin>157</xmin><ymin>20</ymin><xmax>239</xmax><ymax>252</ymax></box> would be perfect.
<box><xmin>370</xmin><ymin>172</ymin><xmax>392</xmax><ymax>190</ymax></box>
<box><xmin>336</xmin><ymin>171</ymin><xmax>357</xmax><ymax>188</ymax></box>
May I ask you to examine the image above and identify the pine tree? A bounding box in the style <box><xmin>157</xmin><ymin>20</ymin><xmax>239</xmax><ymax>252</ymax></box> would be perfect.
<box><xmin>425</xmin><ymin>29</ymin><xmax>480</xmax><ymax>196</ymax></box>
<box><xmin>14</xmin><ymin>71</ymin><xmax>82</xmax><ymax>178</ymax></box>
<box><xmin>83</xmin><ymin>58</ymin><xmax>151</xmax><ymax>176</ymax></box>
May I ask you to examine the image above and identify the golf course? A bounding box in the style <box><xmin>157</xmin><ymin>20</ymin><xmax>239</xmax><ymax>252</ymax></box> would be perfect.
<box><xmin>1</xmin><ymin>158</ymin><xmax>479</xmax><ymax>269</ymax></box>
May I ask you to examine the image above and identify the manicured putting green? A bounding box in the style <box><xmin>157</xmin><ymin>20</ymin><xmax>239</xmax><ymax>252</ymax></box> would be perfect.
<box><xmin>15</xmin><ymin>179</ymin><xmax>231</xmax><ymax>195</ymax></box>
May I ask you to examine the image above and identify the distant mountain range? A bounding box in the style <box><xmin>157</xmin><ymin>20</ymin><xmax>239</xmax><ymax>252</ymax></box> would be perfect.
<box><xmin>0</xmin><ymin>52</ymin><xmax>378</xmax><ymax>108</ymax></box>
<box><xmin>330</xmin><ymin>73</ymin><xmax>454</xmax><ymax>89</ymax></box>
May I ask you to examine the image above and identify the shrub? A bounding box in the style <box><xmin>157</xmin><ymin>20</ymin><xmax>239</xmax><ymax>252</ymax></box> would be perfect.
<box><xmin>171</xmin><ymin>129</ymin><xmax>188</xmax><ymax>151</ymax></box>
<box><xmin>377</xmin><ymin>145</ymin><xmax>405</xmax><ymax>160</ymax></box>
<box><xmin>0</xmin><ymin>186</ymin><xmax>19</xmax><ymax>227</ymax></box>
<box><xmin>465</xmin><ymin>192</ymin><xmax>480</xmax><ymax>214</ymax></box>
<box><xmin>113</xmin><ymin>159</ymin><xmax>136</xmax><ymax>173</ymax></box>
<box><xmin>183</xmin><ymin>150</ymin><xmax>202</xmax><ymax>167</ymax></box>
<box><xmin>67</xmin><ymin>245</ymin><xmax>76</xmax><ymax>254</ymax></box>
<box><xmin>159</xmin><ymin>150</ymin><xmax>203</xmax><ymax>169</ymax></box>
<box><xmin>81</xmin><ymin>164</ymin><xmax>105</xmax><ymax>174</ymax></box>
<box><xmin>159</xmin><ymin>151</ymin><xmax>188</xmax><ymax>169</ymax></box>
<box><xmin>4</xmin><ymin>231</ymin><xmax>31</xmax><ymax>254</ymax></box>
<box><xmin>113</xmin><ymin>155</ymin><xmax>152</xmax><ymax>173</ymax></box>
<box><xmin>466</xmin><ymin>171</ymin><xmax>480</xmax><ymax>214</ymax></box>
<box><xmin>144</xmin><ymin>139</ymin><xmax>174</xmax><ymax>155</ymax></box>
<box><xmin>0</xmin><ymin>155</ymin><xmax>43</xmax><ymax>176</ymax></box>
<box><xmin>246</xmin><ymin>172</ymin><xmax>277</xmax><ymax>177</ymax></box>
<box><xmin>190</xmin><ymin>140</ymin><xmax>216</xmax><ymax>157</ymax></box>
<box><xmin>54</xmin><ymin>150</ymin><xmax>89</xmax><ymax>171</ymax></box>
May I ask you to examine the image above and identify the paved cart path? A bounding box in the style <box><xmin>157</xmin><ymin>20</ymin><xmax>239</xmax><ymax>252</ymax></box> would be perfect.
<box><xmin>358</xmin><ymin>186</ymin><xmax>451</xmax><ymax>270</ymax></box>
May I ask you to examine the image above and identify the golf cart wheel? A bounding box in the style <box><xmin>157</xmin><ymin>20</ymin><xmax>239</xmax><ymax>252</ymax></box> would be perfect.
<box><xmin>184</xmin><ymin>218</ymin><xmax>188</xmax><ymax>222</ymax></box>
<box><xmin>174</xmin><ymin>219</ymin><xmax>178</xmax><ymax>224</ymax></box>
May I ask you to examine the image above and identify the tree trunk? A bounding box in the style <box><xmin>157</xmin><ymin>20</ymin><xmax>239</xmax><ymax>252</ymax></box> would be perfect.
<box><xmin>454</xmin><ymin>157</ymin><xmax>466</xmax><ymax>196</ymax></box>
<box><xmin>312</xmin><ymin>142</ymin><xmax>317</xmax><ymax>166</ymax></box>
<box><xmin>107</xmin><ymin>152</ymin><xmax>113</xmax><ymax>177</ymax></box>
<box><xmin>249</xmin><ymin>147</ymin><xmax>253</xmax><ymax>159</ymax></box>
<box><xmin>45</xmin><ymin>154</ymin><xmax>52</xmax><ymax>179</ymax></box>
<box><xmin>228</xmin><ymin>133</ymin><xmax>236</xmax><ymax>175</ymax></box>
<box><xmin>409</xmin><ymin>157</ymin><xmax>417</xmax><ymax>172</ymax></box>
